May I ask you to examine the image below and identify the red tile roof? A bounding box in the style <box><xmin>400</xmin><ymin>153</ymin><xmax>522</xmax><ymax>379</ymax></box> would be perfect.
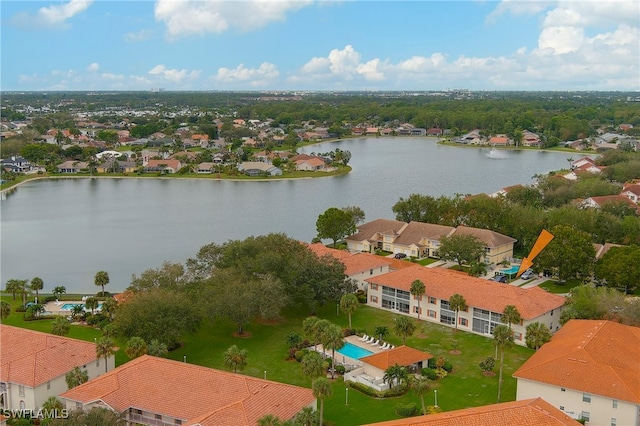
<box><xmin>366</xmin><ymin>266</ymin><xmax>565</xmax><ymax>320</ymax></box>
<box><xmin>362</xmin><ymin>398</ymin><xmax>581</xmax><ymax>426</ymax></box>
<box><xmin>306</xmin><ymin>243</ymin><xmax>392</xmax><ymax>275</ymax></box>
<box><xmin>1</xmin><ymin>325</ymin><xmax>98</xmax><ymax>387</ymax></box>
<box><xmin>360</xmin><ymin>346</ymin><xmax>432</xmax><ymax>370</ymax></box>
<box><xmin>513</xmin><ymin>320</ymin><xmax>640</xmax><ymax>404</ymax></box>
<box><xmin>60</xmin><ymin>355</ymin><xmax>315</xmax><ymax>425</ymax></box>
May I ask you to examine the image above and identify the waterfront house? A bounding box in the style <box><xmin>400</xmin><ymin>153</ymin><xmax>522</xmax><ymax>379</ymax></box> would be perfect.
<box><xmin>513</xmin><ymin>320</ymin><xmax>640</xmax><ymax>425</ymax></box>
<box><xmin>0</xmin><ymin>325</ymin><xmax>111</xmax><ymax>412</ymax></box>
<box><xmin>238</xmin><ymin>161</ymin><xmax>282</xmax><ymax>176</ymax></box>
<box><xmin>345</xmin><ymin>218</ymin><xmax>408</xmax><ymax>253</ymax></box>
<box><xmin>295</xmin><ymin>157</ymin><xmax>327</xmax><ymax>171</ymax></box>
<box><xmin>60</xmin><ymin>355</ymin><xmax>316</xmax><ymax>426</ymax></box>
<box><xmin>57</xmin><ymin>160</ymin><xmax>89</xmax><ymax>173</ymax></box>
<box><xmin>144</xmin><ymin>159</ymin><xmax>182</xmax><ymax>174</ymax></box>
<box><xmin>365</xmin><ymin>266</ymin><xmax>565</xmax><ymax>345</ymax></box>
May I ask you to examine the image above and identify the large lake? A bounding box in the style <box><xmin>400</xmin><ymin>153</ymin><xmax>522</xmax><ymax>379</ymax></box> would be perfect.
<box><xmin>1</xmin><ymin>138</ymin><xmax>575</xmax><ymax>293</ymax></box>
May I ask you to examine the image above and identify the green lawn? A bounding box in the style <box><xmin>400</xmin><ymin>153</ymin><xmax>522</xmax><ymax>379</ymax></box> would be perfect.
<box><xmin>2</xmin><ymin>294</ymin><xmax>533</xmax><ymax>425</ymax></box>
<box><xmin>539</xmin><ymin>279</ymin><xmax>581</xmax><ymax>294</ymax></box>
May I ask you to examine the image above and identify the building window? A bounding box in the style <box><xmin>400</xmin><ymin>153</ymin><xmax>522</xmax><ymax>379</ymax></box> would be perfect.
<box><xmin>47</xmin><ymin>381</ymin><xmax>51</xmax><ymax>390</ymax></box>
<box><xmin>583</xmin><ymin>393</ymin><xmax>591</xmax><ymax>403</ymax></box>
<box><xmin>370</xmin><ymin>296</ymin><xmax>378</xmax><ymax>303</ymax></box>
<box><xmin>580</xmin><ymin>412</ymin><xmax>590</xmax><ymax>422</ymax></box>
<box><xmin>514</xmin><ymin>332</ymin><xmax>523</xmax><ymax>340</ymax></box>
<box><xmin>459</xmin><ymin>318</ymin><xmax>467</xmax><ymax>326</ymax></box>
<box><xmin>612</xmin><ymin>399</ymin><xmax>618</xmax><ymax>409</ymax></box>
<box><xmin>97</xmin><ymin>358</ymin><xmax>99</xmax><ymax>367</ymax></box>
<box><xmin>560</xmin><ymin>406</ymin><xmax>564</xmax><ymax>411</ymax></box>
<box><xmin>551</xmin><ymin>309</ymin><xmax>554</xmax><ymax>316</ymax></box>
<box><xmin>370</xmin><ymin>284</ymin><xmax>378</xmax><ymax>291</ymax></box>
<box><xmin>18</xmin><ymin>385</ymin><xmax>25</xmax><ymax>397</ymax></box>
<box><xmin>428</xmin><ymin>297</ymin><xmax>436</xmax><ymax>304</ymax></box>
<box><xmin>413</xmin><ymin>306</ymin><xmax>421</xmax><ymax>314</ymax></box>
<box><xmin>175</xmin><ymin>420</ymin><xmax>182</xmax><ymax>425</ymax></box>
<box><xmin>611</xmin><ymin>418</ymin><xmax>616</xmax><ymax>426</ymax></box>
<box><xmin>155</xmin><ymin>414</ymin><xmax>162</xmax><ymax>420</ymax></box>
<box><xmin>428</xmin><ymin>310</ymin><xmax>437</xmax><ymax>318</ymax></box>
<box><xmin>369</xmin><ymin>269</ymin><xmax>373</xmax><ymax>275</ymax></box>
<box><xmin>561</xmin><ymin>388</ymin><xmax>566</xmax><ymax>392</ymax></box>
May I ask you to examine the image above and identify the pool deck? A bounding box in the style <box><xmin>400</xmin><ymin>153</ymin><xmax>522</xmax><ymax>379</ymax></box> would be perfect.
<box><xmin>43</xmin><ymin>300</ymin><xmax>90</xmax><ymax>315</ymax></box>
<box><xmin>314</xmin><ymin>334</ymin><xmax>392</xmax><ymax>368</ymax></box>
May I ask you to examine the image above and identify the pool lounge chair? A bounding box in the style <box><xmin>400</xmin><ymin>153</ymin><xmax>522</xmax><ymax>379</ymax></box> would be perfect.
<box><xmin>369</xmin><ymin>339</ymin><xmax>379</xmax><ymax>346</ymax></box>
<box><xmin>380</xmin><ymin>342</ymin><xmax>389</xmax><ymax>349</ymax></box>
<box><xmin>364</xmin><ymin>336</ymin><xmax>374</xmax><ymax>343</ymax></box>
<box><xmin>359</xmin><ymin>334</ymin><xmax>369</xmax><ymax>341</ymax></box>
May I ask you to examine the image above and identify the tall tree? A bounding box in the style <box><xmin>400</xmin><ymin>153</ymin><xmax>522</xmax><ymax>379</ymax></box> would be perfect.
<box><xmin>51</xmin><ymin>316</ymin><xmax>70</xmax><ymax>336</ymax></box>
<box><xmin>301</xmin><ymin>351</ymin><xmax>327</xmax><ymax>383</ymax></box>
<box><xmin>65</xmin><ymin>366</ymin><xmax>89</xmax><ymax>389</ymax></box>
<box><xmin>292</xmin><ymin>406</ymin><xmax>318</xmax><ymax>426</ymax></box>
<box><xmin>303</xmin><ymin>316</ymin><xmax>321</xmax><ymax>351</ymax></box>
<box><xmin>316</xmin><ymin>207</ymin><xmax>357</xmax><ymax>247</ymax></box>
<box><xmin>437</xmin><ymin>234</ymin><xmax>486</xmax><ymax>268</ymax></box>
<box><xmin>594</xmin><ymin>245</ymin><xmax>640</xmax><ymax>293</ymax></box>
<box><xmin>342</xmin><ymin>205</ymin><xmax>366</xmax><ymax>226</ymax></box>
<box><xmin>449</xmin><ymin>294</ymin><xmax>467</xmax><ymax>332</ymax></box>
<box><xmin>394</xmin><ymin>316</ymin><xmax>416</xmax><ymax>345</ymax></box>
<box><xmin>95</xmin><ymin>337</ymin><xmax>116</xmax><ymax>373</ymax></box>
<box><xmin>101</xmin><ymin>297</ymin><xmax>117</xmax><ymax>321</ymax></box>
<box><xmin>94</xmin><ymin>271</ymin><xmax>110</xmax><ymax>296</ymax></box>
<box><xmin>125</xmin><ymin>337</ymin><xmax>147</xmax><ymax>359</ymax></box>
<box><xmin>374</xmin><ymin>325</ymin><xmax>389</xmax><ymax>342</ymax></box>
<box><xmin>5</xmin><ymin>279</ymin><xmax>23</xmax><ymax>300</ymax></box>
<box><xmin>383</xmin><ymin>363</ymin><xmax>408</xmax><ymax>390</ymax></box>
<box><xmin>412</xmin><ymin>375</ymin><xmax>431</xmax><ymax>415</ymax></box>
<box><xmin>322</xmin><ymin>324</ymin><xmax>345</xmax><ymax>379</ymax></box>
<box><xmin>525</xmin><ymin>322</ymin><xmax>552</xmax><ymax>350</ymax></box>
<box><xmin>312</xmin><ymin>378</ymin><xmax>332</xmax><ymax>426</ymax></box>
<box><xmin>410</xmin><ymin>280</ymin><xmax>426</xmax><ymax>320</ymax></box>
<box><xmin>339</xmin><ymin>293</ymin><xmax>359</xmax><ymax>329</ymax></box>
<box><xmin>502</xmin><ymin>305</ymin><xmax>521</xmax><ymax>330</ymax></box>
<box><xmin>30</xmin><ymin>277</ymin><xmax>44</xmax><ymax>302</ymax></box>
<box><xmin>223</xmin><ymin>345</ymin><xmax>248</xmax><ymax>373</ymax></box>
<box><xmin>493</xmin><ymin>325</ymin><xmax>514</xmax><ymax>403</ymax></box>
<box><xmin>85</xmin><ymin>297</ymin><xmax>99</xmax><ymax>315</ymax></box>
<box><xmin>535</xmin><ymin>225</ymin><xmax>596</xmax><ymax>282</ymax></box>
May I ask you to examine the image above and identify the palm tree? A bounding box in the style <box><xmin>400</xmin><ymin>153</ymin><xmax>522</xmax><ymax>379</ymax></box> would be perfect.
<box><xmin>410</xmin><ymin>280</ymin><xmax>426</xmax><ymax>320</ymax></box>
<box><xmin>383</xmin><ymin>363</ymin><xmax>408</xmax><ymax>390</ymax></box>
<box><xmin>303</xmin><ymin>316</ymin><xmax>321</xmax><ymax>350</ymax></box>
<box><xmin>301</xmin><ymin>351</ymin><xmax>327</xmax><ymax>383</ymax></box>
<box><xmin>41</xmin><ymin>396</ymin><xmax>65</xmax><ymax>411</ymax></box>
<box><xmin>223</xmin><ymin>345</ymin><xmax>248</xmax><ymax>373</ymax></box>
<box><xmin>256</xmin><ymin>414</ymin><xmax>283</xmax><ymax>426</ymax></box>
<box><xmin>51</xmin><ymin>316</ymin><xmax>70</xmax><ymax>336</ymax></box>
<box><xmin>339</xmin><ymin>293</ymin><xmax>359</xmax><ymax>329</ymax></box>
<box><xmin>101</xmin><ymin>297</ymin><xmax>117</xmax><ymax>321</ymax></box>
<box><xmin>292</xmin><ymin>406</ymin><xmax>317</xmax><ymax>426</ymax></box>
<box><xmin>125</xmin><ymin>337</ymin><xmax>147</xmax><ymax>359</ymax></box>
<box><xmin>71</xmin><ymin>304</ymin><xmax>85</xmax><ymax>321</ymax></box>
<box><xmin>52</xmin><ymin>285</ymin><xmax>67</xmax><ymax>299</ymax></box>
<box><xmin>312</xmin><ymin>378</ymin><xmax>332</xmax><ymax>426</ymax></box>
<box><xmin>85</xmin><ymin>297</ymin><xmax>99</xmax><ymax>315</ymax></box>
<box><xmin>394</xmin><ymin>316</ymin><xmax>416</xmax><ymax>345</ymax></box>
<box><xmin>30</xmin><ymin>277</ymin><xmax>44</xmax><ymax>302</ymax></box>
<box><xmin>96</xmin><ymin>337</ymin><xmax>116</xmax><ymax>373</ymax></box>
<box><xmin>147</xmin><ymin>339</ymin><xmax>168</xmax><ymax>357</ymax></box>
<box><xmin>448</xmin><ymin>294</ymin><xmax>467</xmax><ymax>332</ymax></box>
<box><xmin>374</xmin><ymin>325</ymin><xmax>389</xmax><ymax>342</ymax></box>
<box><xmin>502</xmin><ymin>305</ymin><xmax>521</xmax><ymax>330</ymax></box>
<box><xmin>0</xmin><ymin>301</ymin><xmax>10</xmax><ymax>320</ymax></box>
<box><xmin>412</xmin><ymin>375</ymin><xmax>431</xmax><ymax>415</ymax></box>
<box><xmin>314</xmin><ymin>319</ymin><xmax>332</xmax><ymax>356</ymax></box>
<box><xmin>94</xmin><ymin>270</ymin><xmax>110</xmax><ymax>296</ymax></box>
<box><xmin>468</xmin><ymin>261</ymin><xmax>487</xmax><ymax>277</ymax></box>
<box><xmin>525</xmin><ymin>322</ymin><xmax>552</xmax><ymax>350</ymax></box>
<box><xmin>5</xmin><ymin>279</ymin><xmax>23</xmax><ymax>300</ymax></box>
<box><xmin>322</xmin><ymin>324</ymin><xmax>345</xmax><ymax>379</ymax></box>
<box><xmin>493</xmin><ymin>324</ymin><xmax>514</xmax><ymax>403</ymax></box>
<box><xmin>65</xmin><ymin>366</ymin><xmax>89</xmax><ymax>389</ymax></box>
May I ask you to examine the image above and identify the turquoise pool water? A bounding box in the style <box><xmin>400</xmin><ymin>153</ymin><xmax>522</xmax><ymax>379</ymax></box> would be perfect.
<box><xmin>501</xmin><ymin>265</ymin><xmax>520</xmax><ymax>275</ymax></box>
<box><xmin>336</xmin><ymin>342</ymin><xmax>373</xmax><ymax>360</ymax></box>
<box><xmin>60</xmin><ymin>302</ymin><xmax>103</xmax><ymax>310</ymax></box>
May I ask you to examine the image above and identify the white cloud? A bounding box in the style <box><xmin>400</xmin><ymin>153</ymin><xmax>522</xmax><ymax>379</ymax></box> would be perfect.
<box><xmin>215</xmin><ymin>62</ymin><xmax>279</xmax><ymax>87</ymax></box>
<box><xmin>87</xmin><ymin>63</ymin><xmax>100</xmax><ymax>72</ymax></box>
<box><xmin>124</xmin><ymin>29</ymin><xmax>154</xmax><ymax>42</ymax></box>
<box><xmin>149</xmin><ymin>64</ymin><xmax>201</xmax><ymax>82</ymax></box>
<box><xmin>11</xmin><ymin>0</ymin><xmax>92</xmax><ymax>30</ymax></box>
<box><xmin>154</xmin><ymin>0</ymin><xmax>312</xmax><ymax>38</ymax></box>
<box><xmin>485</xmin><ymin>0</ymin><xmax>553</xmax><ymax>25</ymax></box>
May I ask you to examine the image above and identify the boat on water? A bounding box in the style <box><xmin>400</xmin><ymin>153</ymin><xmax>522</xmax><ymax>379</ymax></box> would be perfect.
<box><xmin>486</xmin><ymin>148</ymin><xmax>508</xmax><ymax>159</ymax></box>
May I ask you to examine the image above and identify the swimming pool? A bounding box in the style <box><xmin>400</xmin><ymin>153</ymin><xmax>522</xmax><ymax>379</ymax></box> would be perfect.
<box><xmin>336</xmin><ymin>342</ymin><xmax>373</xmax><ymax>360</ymax></box>
<box><xmin>60</xmin><ymin>302</ymin><xmax>103</xmax><ymax>311</ymax></box>
<box><xmin>501</xmin><ymin>265</ymin><xmax>520</xmax><ymax>275</ymax></box>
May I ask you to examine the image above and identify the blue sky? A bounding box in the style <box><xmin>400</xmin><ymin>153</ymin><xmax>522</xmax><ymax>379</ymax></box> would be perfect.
<box><xmin>1</xmin><ymin>0</ymin><xmax>638</xmax><ymax>91</ymax></box>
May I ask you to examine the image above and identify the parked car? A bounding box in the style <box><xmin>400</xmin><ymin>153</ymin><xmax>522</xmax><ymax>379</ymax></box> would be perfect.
<box><xmin>489</xmin><ymin>274</ymin><xmax>507</xmax><ymax>283</ymax></box>
<box><xmin>520</xmin><ymin>269</ymin><xmax>535</xmax><ymax>280</ymax></box>
<box><xmin>394</xmin><ymin>253</ymin><xmax>407</xmax><ymax>259</ymax></box>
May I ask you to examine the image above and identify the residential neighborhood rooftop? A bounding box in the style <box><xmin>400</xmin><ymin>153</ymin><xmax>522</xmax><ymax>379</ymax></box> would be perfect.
<box><xmin>60</xmin><ymin>355</ymin><xmax>315</xmax><ymax>426</ymax></box>
<box><xmin>513</xmin><ymin>320</ymin><xmax>640</xmax><ymax>404</ymax></box>
<box><xmin>0</xmin><ymin>324</ymin><xmax>98</xmax><ymax>387</ymax></box>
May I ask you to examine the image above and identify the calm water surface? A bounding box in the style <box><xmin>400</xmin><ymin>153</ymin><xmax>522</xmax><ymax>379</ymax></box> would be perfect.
<box><xmin>1</xmin><ymin>138</ymin><xmax>574</xmax><ymax>293</ymax></box>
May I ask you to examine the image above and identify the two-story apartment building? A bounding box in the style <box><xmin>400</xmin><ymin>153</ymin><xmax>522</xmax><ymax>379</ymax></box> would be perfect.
<box><xmin>346</xmin><ymin>219</ymin><xmax>517</xmax><ymax>266</ymax></box>
<box><xmin>60</xmin><ymin>355</ymin><xmax>316</xmax><ymax>426</ymax></box>
<box><xmin>365</xmin><ymin>266</ymin><xmax>566</xmax><ymax>345</ymax></box>
<box><xmin>0</xmin><ymin>325</ymin><xmax>112</xmax><ymax>412</ymax></box>
<box><xmin>514</xmin><ymin>320</ymin><xmax>640</xmax><ymax>426</ymax></box>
